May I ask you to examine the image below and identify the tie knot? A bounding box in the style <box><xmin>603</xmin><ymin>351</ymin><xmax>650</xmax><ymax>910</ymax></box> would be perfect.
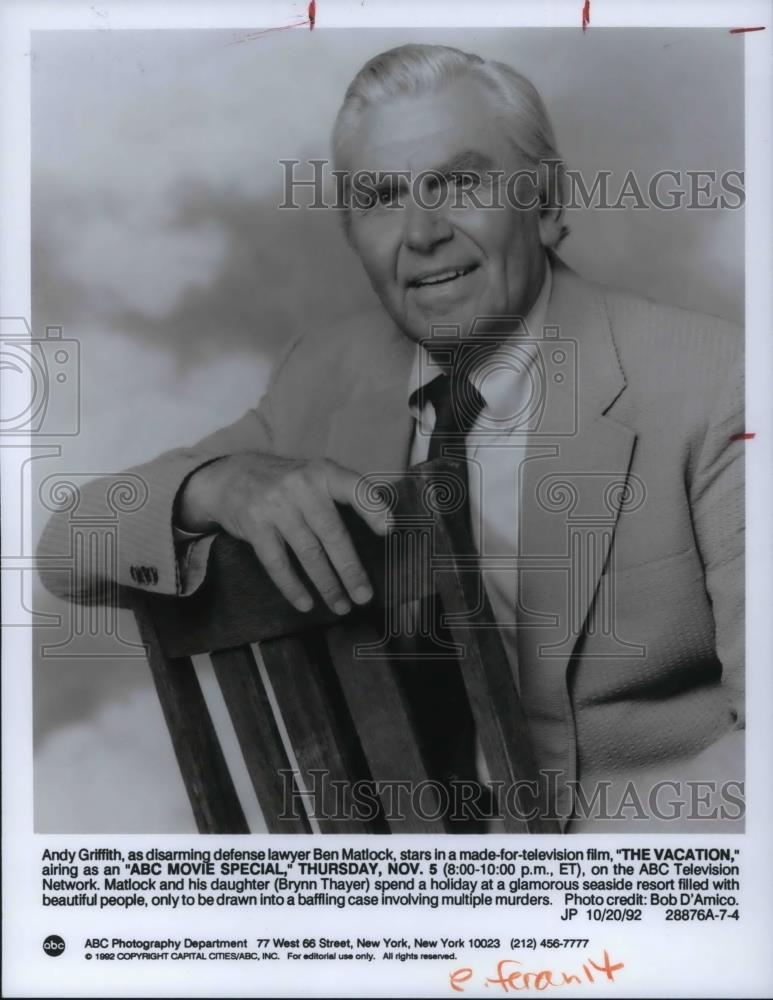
<box><xmin>419</xmin><ymin>373</ymin><xmax>486</xmax><ymax>461</ymax></box>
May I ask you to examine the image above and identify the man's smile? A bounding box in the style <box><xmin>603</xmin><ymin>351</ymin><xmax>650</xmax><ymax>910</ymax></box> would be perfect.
<box><xmin>407</xmin><ymin>263</ymin><xmax>479</xmax><ymax>288</ymax></box>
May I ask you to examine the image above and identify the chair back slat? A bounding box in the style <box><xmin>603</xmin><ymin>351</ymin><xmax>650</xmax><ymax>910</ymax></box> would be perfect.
<box><xmin>209</xmin><ymin>645</ymin><xmax>311</xmax><ymax>833</ymax></box>
<box><xmin>134</xmin><ymin>599</ymin><xmax>249</xmax><ymax>833</ymax></box>
<box><xmin>324</xmin><ymin>615</ymin><xmax>451</xmax><ymax>833</ymax></box>
<box><xmin>259</xmin><ymin>631</ymin><xmax>383</xmax><ymax>833</ymax></box>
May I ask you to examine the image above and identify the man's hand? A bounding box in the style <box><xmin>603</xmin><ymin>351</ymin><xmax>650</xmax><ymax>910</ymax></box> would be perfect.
<box><xmin>176</xmin><ymin>454</ymin><xmax>389</xmax><ymax>614</ymax></box>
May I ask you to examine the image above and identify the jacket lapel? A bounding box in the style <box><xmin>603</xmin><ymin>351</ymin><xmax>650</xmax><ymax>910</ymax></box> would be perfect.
<box><xmin>516</xmin><ymin>258</ymin><xmax>637</xmax><ymax>785</ymax></box>
<box><xmin>325</xmin><ymin>327</ymin><xmax>415</xmax><ymax>475</ymax></box>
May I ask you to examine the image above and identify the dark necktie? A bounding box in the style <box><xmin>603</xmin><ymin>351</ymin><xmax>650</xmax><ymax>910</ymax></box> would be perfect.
<box><xmin>392</xmin><ymin>370</ymin><xmax>488</xmax><ymax>830</ymax></box>
<box><xmin>419</xmin><ymin>371</ymin><xmax>486</xmax><ymax>462</ymax></box>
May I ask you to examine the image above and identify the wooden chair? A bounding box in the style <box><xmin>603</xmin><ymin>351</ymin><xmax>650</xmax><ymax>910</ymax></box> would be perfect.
<box><xmin>130</xmin><ymin>459</ymin><xmax>558</xmax><ymax>834</ymax></box>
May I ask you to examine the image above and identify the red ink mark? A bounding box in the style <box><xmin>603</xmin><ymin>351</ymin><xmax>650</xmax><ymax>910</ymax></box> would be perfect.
<box><xmin>730</xmin><ymin>432</ymin><xmax>756</xmax><ymax>441</ymax></box>
<box><xmin>729</xmin><ymin>26</ymin><xmax>765</xmax><ymax>33</ymax></box>
<box><xmin>468</xmin><ymin>952</ymin><xmax>625</xmax><ymax>994</ymax></box>
<box><xmin>450</xmin><ymin>967</ymin><xmax>474</xmax><ymax>992</ymax></box>
<box><xmin>582</xmin><ymin>0</ymin><xmax>590</xmax><ymax>32</ymax></box>
<box><xmin>308</xmin><ymin>0</ymin><xmax>316</xmax><ymax>30</ymax></box>
<box><xmin>227</xmin><ymin>13</ymin><xmax>312</xmax><ymax>44</ymax></box>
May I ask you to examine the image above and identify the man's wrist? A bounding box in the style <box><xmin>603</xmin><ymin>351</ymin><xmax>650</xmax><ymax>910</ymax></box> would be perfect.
<box><xmin>174</xmin><ymin>457</ymin><xmax>228</xmax><ymax>533</ymax></box>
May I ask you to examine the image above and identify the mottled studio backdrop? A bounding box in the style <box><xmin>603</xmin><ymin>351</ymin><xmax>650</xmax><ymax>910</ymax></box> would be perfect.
<box><xmin>31</xmin><ymin>27</ymin><xmax>744</xmax><ymax>831</ymax></box>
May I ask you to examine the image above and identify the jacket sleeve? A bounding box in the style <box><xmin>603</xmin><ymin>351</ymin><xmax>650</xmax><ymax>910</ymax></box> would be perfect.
<box><xmin>36</xmin><ymin>339</ymin><xmax>300</xmax><ymax>603</ymax></box>
<box><xmin>689</xmin><ymin>348</ymin><xmax>745</xmax><ymax>729</ymax></box>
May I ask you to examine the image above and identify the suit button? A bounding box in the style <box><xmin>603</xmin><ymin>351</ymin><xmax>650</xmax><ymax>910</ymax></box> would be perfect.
<box><xmin>130</xmin><ymin>565</ymin><xmax>158</xmax><ymax>586</ymax></box>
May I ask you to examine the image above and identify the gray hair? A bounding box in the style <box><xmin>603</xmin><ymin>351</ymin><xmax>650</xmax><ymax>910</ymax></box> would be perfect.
<box><xmin>332</xmin><ymin>43</ymin><xmax>569</xmax><ymax>245</ymax></box>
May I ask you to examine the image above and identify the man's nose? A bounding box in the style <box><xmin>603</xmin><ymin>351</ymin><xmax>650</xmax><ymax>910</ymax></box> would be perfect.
<box><xmin>402</xmin><ymin>198</ymin><xmax>453</xmax><ymax>253</ymax></box>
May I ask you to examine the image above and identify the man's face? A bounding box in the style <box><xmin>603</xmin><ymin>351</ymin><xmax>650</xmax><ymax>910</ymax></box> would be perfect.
<box><xmin>344</xmin><ymin>75</ymin><xmax>555</xmax><ymax>346</ymax></box>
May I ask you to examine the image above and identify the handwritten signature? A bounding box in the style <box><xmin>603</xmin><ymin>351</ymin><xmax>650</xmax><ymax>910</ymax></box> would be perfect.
<box><xmin>450</xmin><ymin>950</ymin><xmax>625</xmax><ymax>992</ymax></box>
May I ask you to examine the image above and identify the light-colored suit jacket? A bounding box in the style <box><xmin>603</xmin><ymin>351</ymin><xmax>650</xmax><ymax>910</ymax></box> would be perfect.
<box><xmin>39</xmin><ymin>258</ymin><xmax>744</xmax><ymax>825</ymax></box>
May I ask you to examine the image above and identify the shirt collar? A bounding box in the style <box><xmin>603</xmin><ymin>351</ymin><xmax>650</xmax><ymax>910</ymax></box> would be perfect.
<box><xmin>407</xmin><ymin>258</ymin><xmax>553</xmax><ymax>421</ymax></box>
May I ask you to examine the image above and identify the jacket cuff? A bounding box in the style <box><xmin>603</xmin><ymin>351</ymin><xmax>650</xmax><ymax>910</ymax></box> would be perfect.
<box><xmin>174</xmin><ymin>531</ymin><xmax>217</xmax><ymax>597</ymax></box>
<box><xmin>116</xmin><ymin>450</ymin><xmax>225</xmax><ymax>596</ymax></box>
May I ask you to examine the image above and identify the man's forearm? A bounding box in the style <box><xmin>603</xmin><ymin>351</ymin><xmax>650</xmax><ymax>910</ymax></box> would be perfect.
<box><xmin>174</xmin><ymin>456</ymin><xmax>232</xmax><ymax>533</ymax></box>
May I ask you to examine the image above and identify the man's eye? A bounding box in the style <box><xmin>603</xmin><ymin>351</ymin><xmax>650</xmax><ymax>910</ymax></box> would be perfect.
<box><xmin>451</xmin><ymin>171</ymin><xmax>482</xmax><ymax>188</ymax></box>
<box><xmin>377</xmin><ymin>187</ymin><xmax>397</xmax><ymax>206</ymax></box>
<box><xmin>424</xmin><ymin>174</ymin><xmax>447</xmax><ymax>198</ymax></box>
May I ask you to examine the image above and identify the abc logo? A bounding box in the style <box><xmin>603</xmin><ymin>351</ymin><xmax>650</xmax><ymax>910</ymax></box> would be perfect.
<box><xmin>43</xmin><ymin>934</ymin><xmax>65</xmax><ymax>957</ymax></box>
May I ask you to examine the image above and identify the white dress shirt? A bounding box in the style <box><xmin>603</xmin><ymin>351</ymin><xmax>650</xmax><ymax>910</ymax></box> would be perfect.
<box><xmin>406</xmin><ymin>261</ymin><xmax>553</xmax><ymax>688</ymax></box>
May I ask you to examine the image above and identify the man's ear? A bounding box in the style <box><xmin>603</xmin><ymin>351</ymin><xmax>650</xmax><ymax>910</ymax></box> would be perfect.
<box><xmin>538</xmin><ymin>205</ymin><xmax>567</xmax><ymax>249</ymax></box>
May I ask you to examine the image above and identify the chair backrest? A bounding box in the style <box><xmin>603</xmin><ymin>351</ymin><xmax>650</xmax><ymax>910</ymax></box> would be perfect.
<box><xmin>130</xmin><ymin>459</ymin><xmax>559</xmax><ymax>834</ymax></box>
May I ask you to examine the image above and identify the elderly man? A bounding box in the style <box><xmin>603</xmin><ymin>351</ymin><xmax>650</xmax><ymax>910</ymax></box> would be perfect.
<box><xmin>39</xmin><ymin>44</ymin><xmax>744</xmax><ymax>831</ymax></box>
